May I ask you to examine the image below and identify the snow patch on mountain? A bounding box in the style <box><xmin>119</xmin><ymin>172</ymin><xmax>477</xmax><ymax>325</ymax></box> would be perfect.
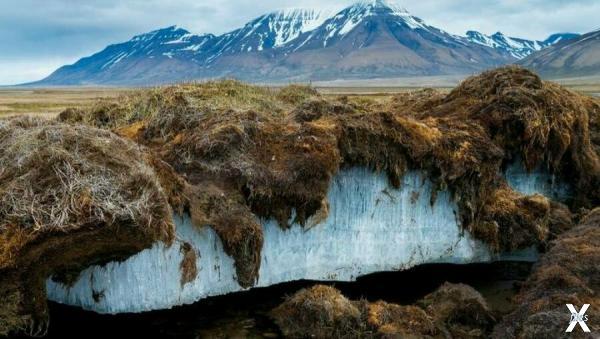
<box><xmin>270</xmin><ymin>8</ymin><xmax>336</xmax><ymax>47</ymax></box>
<box><xmin>323</xmin><ymin>0</ymin><xmax>428</xmax><ymax>44</ymax></box>
<box><xmin>35</xmin><ymin>0</ymin><xmax>578</xmax><ymax>85</ymax></box>
<box><xmin>466</xmin><ymin>31</ymin><xmax>580</xmax><ymax>59</ymax></box>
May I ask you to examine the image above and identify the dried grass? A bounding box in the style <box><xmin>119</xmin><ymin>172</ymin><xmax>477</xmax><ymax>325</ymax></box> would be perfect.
<box><xmin>492</xmin><ymin>208</ymin><xmax>600</xmax><ymax>337</ymax></box>
<box><xmin>270</xmin><ymin>285</ymin><xmax>367</xmax><ymax>338</ymax></box>
<box><xmin>51</xmin><ymin>67</ymin><xmax>598</xmax><ymax>288</ymax></box>
<box><xmin>179</xmin><ymin>242</ymin><xmax>198</xmax><ymax>287</ymax></box>
<box><xmin>271</xmin><ymin>283</ymin><xmax>495</xmax><ymax>338</ymax></box>
<box><xmin>0</xmin><ymin>116</ymin><xmax>174</xmax><ymax>336</ymax></box>
<box><xmin>418</xmin><ymin>282</ymin><xmax>496</xmax><ymax>338</ymax></box>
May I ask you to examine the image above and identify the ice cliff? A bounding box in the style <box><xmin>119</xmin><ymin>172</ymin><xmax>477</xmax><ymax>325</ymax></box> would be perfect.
<box><xmin>47</xmin><ymin>166</ymin><xmax>548</xmax><ymax>314</ymax></box>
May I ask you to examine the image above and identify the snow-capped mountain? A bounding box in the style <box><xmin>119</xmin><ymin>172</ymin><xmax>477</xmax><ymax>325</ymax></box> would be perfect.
<box><xmin>466</xmin><ymin>31</ymin><xmax>579</xmax><ymax>59</ymax></box>
<box><xmin>520</xmin><ymin>30</ymin><xmax>600</xmax><ymax>77</ymax></box>
<box><xmin>208</xmin><ymin>8</ymin><xmax>336</xmax><ymax>54</ymax></box>
<box><xmin>33</xmin><ymin>0</ymin><xmax>576</xmax><ymax>85</ymax></box>
<box><xmin>273</xmin><ymin>0</ymin><xmax>513</xmax><ymax>79</ymax></box>
<box><xmin>543</xmin><ymin>33</ymin><xmax>581</xmax><ymax>45</ymax></box>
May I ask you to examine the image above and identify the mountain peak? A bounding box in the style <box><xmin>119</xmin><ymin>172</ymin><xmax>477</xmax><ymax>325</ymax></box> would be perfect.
<box><xmin>543</xmin><ymin>32</ymin><xmax>581</xmax><ymax>45</ymax></box>
<box><xmin>465</xmin><ymin>30</ymin><xmax>571</xmax><ymax>59</ymax></box>
<box><xmin>130</xmin><ymin>25</ymin><xmax>191</xmax><ymax>43</ymax></box>
<box><xmin>351</xmin><ymin>0</ymin><xmax>409</xmax><ymax>14</ymax></box>
<box><xmin>39</xmin><ymin>3</ymin><xmax>573</xmax><ymax>86</ymax></box>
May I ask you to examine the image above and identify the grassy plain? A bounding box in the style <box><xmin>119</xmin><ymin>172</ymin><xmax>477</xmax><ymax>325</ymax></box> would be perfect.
<box><xmin>0</xmin><ymin>79</ymin><xmax>598</xmax><ymax>118</ymax></box>
<box><xmin>0</xmin><ymin>87</ymin><xmax>132</xmax><ymax>118</ymax></box>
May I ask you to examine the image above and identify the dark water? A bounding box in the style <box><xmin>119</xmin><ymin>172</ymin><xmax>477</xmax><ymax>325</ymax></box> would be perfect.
<box><xmin>16</xmin><ymin>262</ymin><xmax>532</xmax><ymax>339</ymax></box>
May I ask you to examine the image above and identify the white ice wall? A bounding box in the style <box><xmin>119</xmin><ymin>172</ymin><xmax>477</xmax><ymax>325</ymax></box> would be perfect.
<box><xmin>505</xmin><ymin>161</ymin><xmax>571</xmax><ymax>201</ymax></box>
<box><xmin>46</xmin><ymin>167</ymin><xmax>539</xmax><ymax>314</ymax></box>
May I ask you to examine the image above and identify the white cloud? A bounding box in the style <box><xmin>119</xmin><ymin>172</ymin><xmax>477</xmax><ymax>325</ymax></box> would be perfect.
<box><xmin>0</xmin><ymin>58</ymin><xmax>72</xmax><ymax>85</ymax></box>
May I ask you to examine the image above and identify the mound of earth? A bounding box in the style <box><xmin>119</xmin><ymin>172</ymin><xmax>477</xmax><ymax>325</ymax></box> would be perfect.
<box><xmin>270</xmin><ymin>283</ymin><xmax>496</xmax><ymax>338</ymax></box>
<box><xmin>56</xmin><ymin>67</ymin><xmax>597</xmax><ymax>285</ymax></box>
<box><xmin>493</xmin><ymin>208</ymin><xmax>600</xmax><ymax>338</ymax></box>
<box><xmin>0</xmin><ymin>117</ymin><xmax>175</xmax><ymax>337</ymax></box>
<box><xmin>1</xmin><ymin>66</ymin><xmax>599</xmax><ymax>335</ymax></box>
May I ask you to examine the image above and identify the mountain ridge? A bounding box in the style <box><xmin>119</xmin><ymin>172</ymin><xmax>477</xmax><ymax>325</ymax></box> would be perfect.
<box><xmin>519</xmin><ymin>29</ymin><xmax>600</xmax><ymax>77</ymax></box>
<box><xmin>32</xmin><ymin>1</ymin><xmax>578</xmax><ymax>85</ymax></box>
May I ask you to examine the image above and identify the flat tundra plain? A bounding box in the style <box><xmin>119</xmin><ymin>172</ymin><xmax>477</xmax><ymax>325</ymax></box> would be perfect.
<box><xmin>1</xmin><ymin>81</ymin><xmax>599</xmax><ymax>118</ymax></box>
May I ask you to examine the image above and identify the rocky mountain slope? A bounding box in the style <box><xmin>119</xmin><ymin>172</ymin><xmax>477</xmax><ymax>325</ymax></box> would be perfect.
<box><xmin>31</xmin><ymin>0</ymin><xmax>571</xmax><ymax>86</ymax></box>
<box><xmin>466</xmin><ymin>31</ymin><xmax>579</xmax><ymax>59</ymax></box>
<box><xmin>520</xmin><ymin>29</ymin><xmax>600</xmax><ymax>77</ymax></box>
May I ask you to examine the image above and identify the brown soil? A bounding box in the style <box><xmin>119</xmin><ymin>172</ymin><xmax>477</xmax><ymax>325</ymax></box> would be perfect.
<box><xmin>179</xmin><ymin>242</ymin><xmax>198</xmax><ymax>287</ymax></box>
<box><xmin>58</xmin><ymin>67</ymin><xmax>596</xmax><ymax>286</ymax></box>
<box><xmin>492</xmin><ymin>208</ymin><xmax>600</xmax><ymax>338</ymax></box>
<box><xmin>271</xmin><ymin>283</ymin><xmax>497</xmax><ymax>338</ymax></box>
<box><xmin>2</xmin><ymin>66</ymin><xmax>599</xmax><ymax>336</ymax></box>
<box><xmin>0</xmin><ymin>116</ymin><xmax>174</xmax><ymax>337</ymax></box>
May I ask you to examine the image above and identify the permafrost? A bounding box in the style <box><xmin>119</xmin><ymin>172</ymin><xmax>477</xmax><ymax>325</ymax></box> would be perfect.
<box><xmin>505</xmin><ymin>161</ymin><xmax>571</xmax><ymax>201</ymax></box>
<box><xmin>47</xmin><ymin>167</ymin><xmax>547</xmax><ymax>314</ymax></box>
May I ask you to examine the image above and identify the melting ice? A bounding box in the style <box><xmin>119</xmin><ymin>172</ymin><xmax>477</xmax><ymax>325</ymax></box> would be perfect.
<box><xmin>47</xmin><ymin>167</ymin><xmax>547</xmax><ymax>314</ymax></box>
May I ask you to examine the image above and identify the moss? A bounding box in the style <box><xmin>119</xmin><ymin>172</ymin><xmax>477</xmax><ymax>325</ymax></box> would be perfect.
<box><xmin>179</xmin><ymin>242</ymin><xmax>197</xmax><ymax>287</ymax></box>
<box><xmin>271</xmin><ymin>283</ymin><xmax>496</xmax><ymax>338</ymax></box>
<box><xmin>270</xmin><ymin>285</ymin><xmax>367</xmax><ymax>338</ymax></box>
<box><xmin>492</xmin><ymin>208</ymin><xmax>600</xmax><ymax>338</ymax></box>
<box><xmin>49</xmin><ymin>67</ymin><xmax>598</xmax><ymax>291</ymax></box>
<box><xmin>0</xmin><ymin>117</ymin><xmax>174</xmax><ymax>336</ymax></box>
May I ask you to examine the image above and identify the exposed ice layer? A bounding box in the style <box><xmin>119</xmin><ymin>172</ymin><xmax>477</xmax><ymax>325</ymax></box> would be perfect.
<box><xmin>505</xmin><ymin>161</ymin><xmax>571</xmax><ymax>201</ymax></box>
<box><xmin>47</xmin><ymin>168</ymin><xmax>535</xmax><ymax>314</ymax></box>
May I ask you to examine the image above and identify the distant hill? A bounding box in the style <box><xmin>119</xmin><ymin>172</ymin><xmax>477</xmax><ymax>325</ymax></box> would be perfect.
<box><xmin>31</xmin><ymin>0</ymin><xmax>576</xmax><ymax>86</ymax></box>
<box><xmin>520</xmin><ymin>30</ymin><xmax>600</xmax><ymax>78</ymax></box>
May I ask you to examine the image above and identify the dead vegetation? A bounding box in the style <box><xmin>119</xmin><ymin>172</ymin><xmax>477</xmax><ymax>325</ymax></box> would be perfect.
<box><xmin>270</xmin><ymin>283</ymin><xmax>496</xmax><ymax>338</ymax></box>
<box><xmin>49</xmin><ymin>67</ymin><xmax>598</xmax><ymax>289</ymax></box>
<box><xmin>418</xmin><ymin>282</ymin><xmax>496</xmax><ymax>338</ymax></box>
<box><xmin>179</xmin><ymin>242</ymin><xmax>198</xmax><ymax>287</ymax></box>
<box><xmin>0</xmin><ymin>116</ymin><xmax>175</xmax><ymax>337</ymax></box>
<box><xmin>492</xmin><ymin>207</ymin><xmax>600</xmax><ymax>338</ymax></box>
<box><xmin>1</xmin><ymin>67</ymin><xmax>599</xmax><ymax>336</ymax></box>
<box><xmin>270</xmin><ymin>285</ymin><xmax>368</xmax><ymax>338</ymax></box>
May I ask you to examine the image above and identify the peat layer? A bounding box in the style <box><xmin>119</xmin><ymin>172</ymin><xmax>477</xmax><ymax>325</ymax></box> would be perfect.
<box><xmin>271</xmin><ymin>282</ymin><xmax>497</xmax><ymax>338</ymax></box>
<box><xmin>270</xmin><ymin>207</ymin><xmax>600</xmax><ymax>338</ymax></box>
<box><xmin>1</xmin><ymin>66</ymin><xmax>599</xmax><ymax>336</ymax></box>
<box><xmin>493</xmin><ymin>207</ymin><xmax>600</xmax><ymax>338</ymax></box>
<box><xmin>0</xmin><ymin>118</ymin><xmax>175</xmax><ymax>336</ymax></box>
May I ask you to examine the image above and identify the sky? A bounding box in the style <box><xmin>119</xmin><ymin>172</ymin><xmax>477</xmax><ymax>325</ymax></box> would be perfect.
<box><xmin>1</xmin><ymin>0</ymin><xmax>598</xmax><ymax>85</ymax></box>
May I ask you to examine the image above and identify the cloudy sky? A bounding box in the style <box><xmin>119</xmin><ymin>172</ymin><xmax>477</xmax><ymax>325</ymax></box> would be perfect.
<box><xmin>1</xmin><ymin>0</ymin><xmax>598</xmax><ymax>85</ymax></box>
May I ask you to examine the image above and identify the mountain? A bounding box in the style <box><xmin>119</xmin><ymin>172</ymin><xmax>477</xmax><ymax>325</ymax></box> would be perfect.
<box><xmin>466</xmin><ymin>31</ymin><xmax>580</xmax><ymax>59</ymax></box>
<box><xmin>32</xmin><ymin>0</ymin><xmax>567</xmax><ymax>86</ymax></box>
<box><xmin>543</xmin><ymin>33</ymin><xmax>581</xmax><ymax>45</ymax></box>
<box><xmin>265</xmin><ymin>1</ymin><xmax>515</xmax><ymax>80</ymax></box>
<box><xmin>519</xmin><ymin>30</ymin><xmax>600</xmax><ymax>78</ymax></box>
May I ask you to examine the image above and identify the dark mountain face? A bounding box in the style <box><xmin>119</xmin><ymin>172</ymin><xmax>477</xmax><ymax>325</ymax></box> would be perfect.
<box><xmin>33</xmin><ymin>0</ymin><xmax>572</xmax><ymax>86</ymax></box>
<box><xmin>273</xmin><ymin>1</ymin><xmax>514</xmax><ymax>79</ymax></box>
<box><xmin>543</xmin><ymin>33</ymin><xmax>581</xmax><ymax>45</ymax></box>
<box><xmin>520</xmin><ymin>30</ymin><xmax>600</xmax><ymax>78</ymax></box>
